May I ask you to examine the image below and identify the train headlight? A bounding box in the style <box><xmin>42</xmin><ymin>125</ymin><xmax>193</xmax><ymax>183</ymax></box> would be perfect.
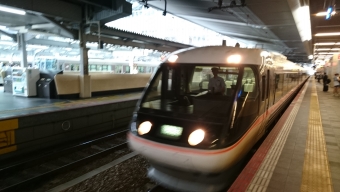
<box><xmin>227</xmin><ymin>54</ymin><xmax>241</xmax><ymax>64</ymax></box>
<box><xmin>138</xmin><ymin>121</ymin><xmax>152</xmax><ymax>135</ymax></box>
<box><xmin>188</xmin><ymin>129</ymin><xmax>205</xmax><ymax>146</ymax></box>
<box><xmin>168</xmin><ymin>55</ymin><xmax>178</xmax><ymax>63</ymax></box>
<box><xmin>260</xmin><ymin>51</ymin><xmax>269</xmax><ymax>57</ymax></box>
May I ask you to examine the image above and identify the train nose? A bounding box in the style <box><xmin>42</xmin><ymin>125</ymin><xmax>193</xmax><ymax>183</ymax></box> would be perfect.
<box><xmin>133</xmin><ymin>144</ymin><xmax>195</xmax><ymax>170</ymax></box>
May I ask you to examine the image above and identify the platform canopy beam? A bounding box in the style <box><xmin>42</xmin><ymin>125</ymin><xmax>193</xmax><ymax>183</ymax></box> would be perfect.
<box><xmin>0</xmin><ymin>0</ymin><xmax>82</xmax><ymax>22</ymax></box>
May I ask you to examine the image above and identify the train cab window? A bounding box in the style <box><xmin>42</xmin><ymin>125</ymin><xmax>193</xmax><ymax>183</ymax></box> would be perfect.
<box><xmin>140</xmin><ymin>64</ymin><xmax>241</xmax><ymax>120</ymax></box>
<box><xmin>231</xmin><ymin>66</ymin><xmax>259</xmax><ymax>137</ymax></box>
<box><xmin>142</xmin><ymin>68</ymin><xmax>171</xmax><ymax>109</ymax></box>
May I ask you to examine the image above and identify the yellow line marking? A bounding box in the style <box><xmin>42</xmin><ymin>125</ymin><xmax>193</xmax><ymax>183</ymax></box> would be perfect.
<box><xmin>0</xmin><ymin>119</ymin><xmax>18</xmax><ymax>131</ymax></box>
<box><xmin>300</xmin><ymin>80</ymin><xmax>333</xmax><ymax>192</ymax></box>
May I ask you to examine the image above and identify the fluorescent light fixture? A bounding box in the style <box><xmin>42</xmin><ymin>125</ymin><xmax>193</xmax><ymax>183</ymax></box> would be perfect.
<box><xmin>292</xmin><ymin>6</ymin><xmax>312</xmax><ymax>41</ymax></box>
<box><xmin>86</xmin><ymin>42</ymin><xmax>98</xmax><ymax>48</ymax></box>
<box><xmin>317</xmin><ymin>52</ymin><xmax>337</xmax><ymax>55</ymax></box>
<box><xmin>0</xmin><ymin>41</ymin><xmax>17</xmax><ymax>45</ymax></box>
<box><xmin>315</xmin><ymin>42</ymin><xmax>340</xmax><ymax>45</ymax></box>
<box><xmin>27</xmin><ymin>45</ymin><xmax>49</xmax><ymax>49</ymax></box>
<box><xmin>0</xmin><ymin>5</ymin><xmax>26</xmax><ymax>15</ymax></box>
<box><xmin>315</xmin><ymin>48</ymin><xmax>340</xmax><ymax>51</ymax></box>
<box><xmin>315</xmin><ymin>32</ymin><xmax>340</xmax><ymax>36</ymax></box>
<box><xmin>316</xmin><ymin>11</ymin><xmax>336</xmax><ymax>16</ymax></box>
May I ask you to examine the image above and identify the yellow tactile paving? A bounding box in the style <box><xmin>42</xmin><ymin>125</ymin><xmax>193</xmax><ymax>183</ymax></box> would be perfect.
<box><xmin>0</xmin><ymin>119</ymin><xmax>18</xmax><ymax>155</ymax></box>
<box><xmin>300</xmin><ymin>80</ymin><xmax>333</xmax><ymax>192</ymax></box>
<box><xmin>246</xmin><ymin>80</ymin><xmax>308</xmax><ymax>192</ymax></box>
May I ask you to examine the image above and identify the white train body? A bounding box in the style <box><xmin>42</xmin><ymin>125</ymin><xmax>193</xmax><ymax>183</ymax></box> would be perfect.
<box><xmin>127</xmin><ymin>46</ymin><xmax>307</xmax><ymax>191</ymax></box>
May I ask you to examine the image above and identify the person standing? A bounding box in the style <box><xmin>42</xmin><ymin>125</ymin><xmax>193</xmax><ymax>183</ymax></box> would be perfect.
<box><xmin>323</xmin><ymin>73</ymin><xmax>328</xmax><ymax>85</ymax></box>
<box><xmin>323</xmin><ymin>72</ymin><xmax>329</xmax><ymax>92</ymax></box>
<box><xmin>208</xmin><ymin>67</ymin><xmax>226</xmax><ymax>95</ymax></box>
<box><xmin>333</xmin><ymin>73</ymin><xmax>340</xmax><ymax>96</ymax></box>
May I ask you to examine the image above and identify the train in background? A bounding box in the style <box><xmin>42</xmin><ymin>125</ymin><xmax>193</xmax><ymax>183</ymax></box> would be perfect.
<box><xmin>0</xmin><ymin>57</ymin><xmax>160</xmax><ymax>74</ymax></box>
<box><xmin>36</xmin><ymin>58</ymin><xmax>160</xmax><ymax>74</ymax></box>
<box><xmin>127</xmin><ymin>46</ymin><xmax>308</xmax><ymax>192</ymax></box>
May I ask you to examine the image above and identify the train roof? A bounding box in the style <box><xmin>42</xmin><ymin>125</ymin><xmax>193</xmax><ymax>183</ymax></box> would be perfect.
<box><xmin>164</xmin><ymin>46</ymin><xmax>263</xmax><ymax>65</ymax></box>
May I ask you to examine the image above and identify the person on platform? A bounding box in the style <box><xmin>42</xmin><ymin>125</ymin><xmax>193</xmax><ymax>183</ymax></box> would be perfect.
<box><xmin>208</xmin><ymin>67</ymin><xmax>226</xmax><ymax>95</ymax></box>
<box><xmin>323</xmin><ymin>72</ymin><xmax>328</xmax><ymax>85</ymax></box>
<box><xmin>317</xmin><ymin>73</ymin><xmax>321</xmax><ymax>83</ymax></box>
<box><xmin>333</xmin><ymin>73</ymin><xmax>340</xmax><ymax>96</ymax></box>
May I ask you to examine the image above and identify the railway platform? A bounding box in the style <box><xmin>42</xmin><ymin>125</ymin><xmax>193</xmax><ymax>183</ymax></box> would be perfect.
<box><xmin>0</xmin><ymin>86</ymin><xmax>142</xmax><ymax>160</ymax></box>
<box><xmin>0</xmin><ymin>86</ymin><xmax>141</xmax><ymax>120</ymax></box>
<box><xmin>229</xmin><ymin>77</ymin><xmax>340</xmax><ymax>192</ymax></box>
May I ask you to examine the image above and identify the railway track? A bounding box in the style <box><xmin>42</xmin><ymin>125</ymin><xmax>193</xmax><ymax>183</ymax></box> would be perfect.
<box><xmin>0</xmin><ymin>129</ymin><xmax>129</xmax><ymax>192</ymax></box>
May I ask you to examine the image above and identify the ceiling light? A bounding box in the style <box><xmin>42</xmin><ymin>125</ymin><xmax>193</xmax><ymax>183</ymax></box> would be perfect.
<box><xmin>316</xmin><ymin>11</ymin><xmax>336</xmax><ymax>16</ymax></box>
<box><xmin>315</xmin><ymin>32</ymin><xmax>340</xmax><ymax>36</ymax></box>
<box><xmin>0</xmin><ymin>5</ymin><xmax>26</xmax><ymax>15</ymax></box>
<box><xmin>27</xmin><ymin>45</ymin><xmax>49</xmax><ymax>49</ymax></box>
<box><xmin>315</xmin><ymin>48</ymin><xmax>340</xmax><ymax>51</ymax></box>
<box><xmin>315</xmin><ymin>42</ymin><xmax>340</xmax><ymax>45</ymax></box>
<box><xmin>292</xmin><ymin>6</ymin><xmax>311</xmax><ymax>41</ymax></box>
<box><xmin>0</xmin><ymin>41</ymin><xmax>16</xmax><ymax>45</ymax></box>
<box><xmin>317</xmin><ymin>52</ymin><xmax>337</xmax><ymax>55</ymax></box>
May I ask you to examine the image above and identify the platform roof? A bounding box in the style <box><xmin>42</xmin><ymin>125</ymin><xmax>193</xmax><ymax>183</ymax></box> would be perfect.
<box><xmin>0</xmin><ymin>0</ymin><xmax>338</xmax><ymax>63</ymax></box>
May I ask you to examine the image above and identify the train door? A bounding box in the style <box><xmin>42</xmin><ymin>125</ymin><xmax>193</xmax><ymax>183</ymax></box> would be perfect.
<box><xmin>258</xmin><ymin>69</ymin><xmax>270</xmax><ymax>138</ymax></box>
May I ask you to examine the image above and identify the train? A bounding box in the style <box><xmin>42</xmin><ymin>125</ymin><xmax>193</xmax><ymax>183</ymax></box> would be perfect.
<box><xmin>0</xmin><ymin>57</ymin><xmax>160</xmax><ymax>74</ymax></box>
<box><xmin>127</xmin><ymin>46</ymin><xmax>308</xmax><ymax>192</ymax></box>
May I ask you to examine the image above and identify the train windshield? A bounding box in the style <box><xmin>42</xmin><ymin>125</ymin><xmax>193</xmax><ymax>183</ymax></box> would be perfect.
<box><xmin>141</xmin><ymin>64</ymin><xmax>258</xmax><ymax>120</ymax></box>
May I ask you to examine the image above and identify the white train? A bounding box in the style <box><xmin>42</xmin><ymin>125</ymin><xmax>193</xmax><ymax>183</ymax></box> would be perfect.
<box><xmin>34</xmin><ymin>57</ymin><xmax>160</xmax><ymax>73</ymax></box>
<box><xmin>0</xmin><ymin>57</ymin><xmax>160</xmax><ymax>74</ymax></box>
<box><xmin>127</xmin><ymin>46</ymin><xmax>308</xmax><ymax>192</ymax></box>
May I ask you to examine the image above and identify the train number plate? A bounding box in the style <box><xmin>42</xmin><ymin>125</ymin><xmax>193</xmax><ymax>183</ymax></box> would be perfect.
<box><xmin>160</xmin><ymin>125</ymin><xmax>183</xmax><ymax>139</ymax></box>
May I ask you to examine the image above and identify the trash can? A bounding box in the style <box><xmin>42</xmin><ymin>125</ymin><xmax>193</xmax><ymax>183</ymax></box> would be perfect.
<box><xmin>3</xmin><ymin>69</ymin><xmax>12</xmax><ymax>93</ymax></box>
<box><xmin>36</xmin><ymin>70</ymin><xmax>63</xmax><ymax>98</ymax></box>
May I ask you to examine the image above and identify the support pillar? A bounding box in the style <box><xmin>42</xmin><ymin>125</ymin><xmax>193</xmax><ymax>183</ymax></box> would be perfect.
<box><xmin>18</xmin><ymin>33</ymin><xmax>28</xmax><ymax>68</ymax></box>
<box><xmin>79</xmin><ymin>24</ymin><xmax>91</xmax><ymax>98</ymax></box>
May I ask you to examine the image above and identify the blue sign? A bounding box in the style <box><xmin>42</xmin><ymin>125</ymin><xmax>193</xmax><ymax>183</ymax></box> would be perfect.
<box><xmin>326</xmin><ymin>7</ymin><xmax>333</xmax><ymax>20</ymax></box>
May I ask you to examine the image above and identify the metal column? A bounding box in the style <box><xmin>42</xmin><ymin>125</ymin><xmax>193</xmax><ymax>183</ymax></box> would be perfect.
<box><xmin>79</xmin><ymin>23</ymin><xmax>91</xmax><ymax>98</ymax></box>
<box><xmin>18</xmin><ymin>33</ymin><xmax>28</xmax><ymax>68</ymax></box>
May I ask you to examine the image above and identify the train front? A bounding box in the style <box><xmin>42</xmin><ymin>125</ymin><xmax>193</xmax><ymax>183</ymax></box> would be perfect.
<box><xmin>127</xmin><ymin>47</ymin><xmax>262</xmax><ymax>191</ymax></box>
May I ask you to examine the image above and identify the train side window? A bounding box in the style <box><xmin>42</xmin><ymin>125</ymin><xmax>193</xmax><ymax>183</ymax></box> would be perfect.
<box><xmin>241</xmin><ymin>67</ymin><xmax>257</xmax><ymax>98</ymax></box>
<box><xmin>125</xmin><ymin>66</ymin><xmax>130</xmax><ymax>73</ymax></box>
<box><xmin>266</xmin><ymin>70</ymin><xmax>270</xmax><ymax>100</ymax></box>
<box><xmin>261</xmin><ymin>76</ymin><xmax>266</xmax><ymax>101</ymax></box>
<box><xmin>232</xmin><ymin>66</ymin><xmax>259</xmax><ymax>137</ymax></box>
<box><xmin>115</xmin><ymin>65</ymin><xmax>122</xmax><ymax>73</ymax></box>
